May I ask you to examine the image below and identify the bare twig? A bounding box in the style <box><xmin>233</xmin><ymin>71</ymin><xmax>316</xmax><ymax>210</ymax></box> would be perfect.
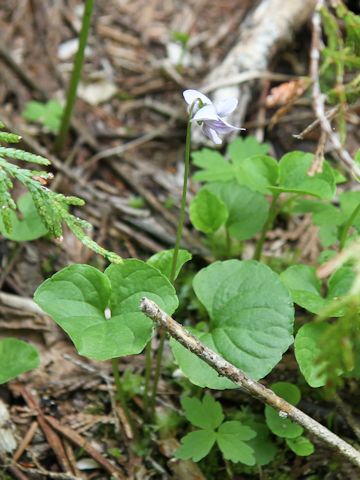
<box><xmin>308</xmin><ymin>130</ymin><xmax>327</xmax><ymax>176</ymax></box>
<box><xmin>310</xmin><ymin>0</ymin><xmax>360</xmax><ymax>177</ymax></box>
<box><xmin>12</xmin><ymin>421</ymin><xmax>38</xmax><ymax>463</ymax></box>
<box><xmin>202</xmin><ymin>71</ymin><xmax>296</xmax><ymax>94</ymax></box>
<box><xmin>293</xmin><ymin>105</ymin><xmax>340</xmax><ymax>139</ymax></box>
<box><xmin>15</xmin><ymin>465</ymin><xmax>81</xmax><ymax>480</ymax></box>
<box><xmin>140</xmin><ymin>297</ymin><xmax>360</xmax><ymax>469</ymax></box>
<box><xmin>44</xmin><ymin>416</ymin><xmax>126</xmax><ymax>480</ymax></box>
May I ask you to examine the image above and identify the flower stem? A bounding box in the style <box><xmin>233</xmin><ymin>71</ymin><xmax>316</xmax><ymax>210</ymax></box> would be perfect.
<box><xmin>339</xmin><ymin>202</ymin><xmax>360</xmax><ymax>250</ymax></box>
<box><xmin>111</xmin><ymin>358</ymin><xmax>137</xmax><ymax>440</ymax></box>
<box><xmin>149</xmin><ymin>117</ymin><xmax>192</xmax><ymax>416</ymax></box>
<box><xmin>142</xmin><ymin>340</ymin><xmax>152</xmax><ymax>417</ymax></box>
<box><xmin>225</xmin><ymin>227</ymin><xmax>231</xmax><ymax>258</ymax></box>
<box><xmin>253</xmin><ymin>193</ymin><xmax>280</xmax><ymax>261</ymax></box>
<box><xmin>55</xmin><ymin>0</ymin><xmax>94</xmax><ymax>154</ymax></box>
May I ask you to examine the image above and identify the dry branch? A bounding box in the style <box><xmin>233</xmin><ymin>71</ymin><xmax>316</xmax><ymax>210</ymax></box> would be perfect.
<box><xmin>200</xmin><ymin>0</ymin><xmax>316</xmax><ymax>131</ymax></box>
<box><xmin>140</xmin><ymin>297</ymin><xmax>360</xmax><ymax>469</ymax></box>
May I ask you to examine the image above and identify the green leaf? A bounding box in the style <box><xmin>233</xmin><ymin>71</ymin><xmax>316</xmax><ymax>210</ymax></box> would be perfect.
<box><xmin>216</xmin><ymin>421</ymin><xmax>256</xmax><ymax>465</ymax></box>
<box><xmin>194</xmin><ymin>261</ymin><xmax>294</xmax><ymax>379</ymax></box>
<box><xmin>271</xmin><ymin>152</ymin><xmax>336</xmax><ymax>199</ymax></box>
<box><xmin>339</xmin><ymin>191</ymin><xmax>360</xmax><ymax>230</ymax></box>
<box><xmin>228</xmin><ymin>136</ymin><xmax>269</xmax><ymax>164</ymax></box>
<box><xmin>192</xmin><ymin>137</ymin><xmax>269</xmax><ymax>185</ymax></box>
<box><xmin>205</xmin><ymin>182</ymin><xmax>269</xmax><ymax>241</ymax></box>
<box><xmin>34</xmin><ymin>264</ymin><xmax>113</xmax><ymax>352</ymax></box>
<box><xmin>171</xmin><ymin>330</ymin><xmax>237</xmax><ymax>389</ymax></box>
<box><xmin>22</xmin><ymin>101</ymin><xmax>46</xmax><ymax>121</ymax></box>
<box><xmin>0</xmin><ymin>338</ymin><xmax>40</xmax><ymax>383</ymax></box>
<box><xmin>181</xmin><ymin>394</ymin><xmax>224</xmax><ymax>430</ymax></box>
<box><xmin>235</xmin><ymin>155</ymin><xmax>279</xmax><ymax>194</ymax></box>
<box><xmin>286</xmin><ymin>436</ymin><xmax>315</xmax><ymax>456</ymax></box>
<box><xmin>280</xmin><ymin>264</ymin><xmax>354</xmax><ymax>317</ymax></box>
<box><xmin>176</xmin><ymin>430</ymin><xmax>217</xmax><ymax>461</ymax></box>
<box><xmin>293</xmin><ymin>199</ymin><xmax>343</xmax><ymax>227</ymax></box>
<box><xmin>190</xmin><ymin>189</ymin><xmax>228</xmax><ymax>234</ymax></box>
<box><xmin>0</xmin><ymin>192</ymin><xmax>48</xmax><ymax>241</ymax></box>
<box><xmin>22</xmin><ymin>100</ymin><xmax>63</xmax><ymax>132</ymax></box>
<box><xmin>294</xmin><ymin>322</ymin><xmax>333</xmax><ymax>387</ymax></box>
<box><xmin>292</xmin><ymin>199</ymin><xmax>343</xmax><ymax>247</ymax></box>
<box><xmin>192</xmin><ymin>149</ymin><xmax>235</xmax><ymax>183</ymax></box>
<box><xmin>43</xmin><ymin>100</ymin><xmax>63</xmax><ymax>132</ymax></box>
<box><xmin>265</xmin><ymin>382</ymin><xmax>303</xmax><ymax>439</ymax></box>
<box><xmin>77</xmin><ymin>313</ymin><xmax>151</xmax><ymax>360</ymax></box>
<box><xmin>35</xmin><ymin>260</ymin><xmax>177</xmax><ymax>360</ymax></box>
<box><xmin>172</xmin><ymin>260</ymin><xmax>294</xmax><ymax>387</ymax></box>
<box><xmin>243</xmin><ymin>420</ymin><xmax>277</xmax><ymax>466</ymax></box>
<box><xmin>280</xmin><ymin>265</ymin><xmax>326</xmax><ymax>314</ymax></box>
<box><xmin>105</xmin><ymin>259</ymin><xmax>178</xmax><ymax>316</ymax></box>
<box><xmin>327</xmin><ymin>266</ymin><xmax>355</xmax><ymax>299</ymax></box>
<box><xmin>272</xmin><ymin>381</ymin><xmax>301</xmax><ymax>404</ymax></box>
<box><xmin>147</xmin><ymin>248</ymin><xmax>192</xmax><ymax>280</ymax></box>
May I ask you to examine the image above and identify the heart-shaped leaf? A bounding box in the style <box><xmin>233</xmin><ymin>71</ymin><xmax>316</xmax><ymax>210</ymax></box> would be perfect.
<box><xmin>280</xmin><ymin>265</ymin><xmax>326</xmax><ymax>314</ymax></box>
<box><xmin>235</xmin><ymin>155</ymin><xmax>279</xmax><ymax>194</ymax></box>
<box><xmin>205</xmin><ymin>182</ymin><xmax>269</xmax><ymax>241</ymax></box>
<box><xmin>243</xmin><ymin>419</ymin><xmax>277</xmax><ymax>466</ymax></box>
<box><xmin>190</xmin><ymin>189</ymin><xmax>228</xmax><ymax>234</ymax></box>
<box><xmin>0</xmin><ymin>193</ymin><xmax>48</xmax><ymax>241</ymax></box>
<box><xmin>34</xmin><ymin>264</ymin><xmax>111</xmax><ymax>349</ymax></box>
<box><xmin>105</xmin><ymin>259</ymin><xmax>178</xmax><ymax>316</ymax></box>
<box><xmin>270</xmin><ymin>152</ymin><xmax>336</xmax><ymax>200</ymax></box>
<box><xmin>172</xmin><ymin>260</ymin><xmax>294</xmax><ymax>386</ymax></box>
<box><xmin>265</xmin><ymin>382</ymin><xmax>303</xmax><ymax>439</ymax></box>
<box><xmin>340</xmin><ymin>191</ymin><xmax>360</xmax><ymax>230</ymax></box>
<box><xmin>171</xmin><ymin>330</ymin><xmax>237</xmax><ymax>389</ymax></box>
<box><xmin>286</xmin><ymin>436</ymin><xmax>315</xmax><ymax>456</ymax></box>
<box><xmin>280</xmin><ymin>264</ymin><xmax>354</xmax><ymax>316</ymax></box>
<box><xmin>35</xmin><ymin>260</ymin><xmax>178</xmax><ymax>360</ymax></box>
<box><xmin>0</xmin><ymin>338</ymin><xmax>40</xmax><ymax>383</ymax></box>
<box><xmin>147</xmin><ymin>249</ymin><xmax>192</xmax><ymax>280</ymax></box>
<box><xmin>294</xmin><ymin>322</ymin><xmax>333</xmax><ymax>387</ymax></box>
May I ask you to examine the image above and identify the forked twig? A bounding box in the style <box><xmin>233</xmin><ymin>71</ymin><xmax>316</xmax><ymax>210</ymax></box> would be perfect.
<box><xmin>140</xmin><ymin>297</ymin><xmax>360</xmax><ymax>468</ymax></box>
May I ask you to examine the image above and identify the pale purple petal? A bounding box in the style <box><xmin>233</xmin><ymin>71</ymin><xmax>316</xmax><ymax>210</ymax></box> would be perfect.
<box><xmin>183</xmin><ymin>89</ymin><xmax>211</xmax><ymax>107</ymax></box>
<box><xmin>215</xmin><ymin>98</ymin><xmax>238</xmax><ymax>117</ymax></box>
<box><xmin>202</xmin><ymin>124</ymin><xmax>222</xmax><ymax>144</ymax></box>
<box><xmin>205</xmin><ymin>118</ymin><xmax>244</xmax><ymax>134</ymax></box>
<box><xmin>192</xmin><ymin>104</ymin><xmax>219</xmax><ymax>122</ymax></box>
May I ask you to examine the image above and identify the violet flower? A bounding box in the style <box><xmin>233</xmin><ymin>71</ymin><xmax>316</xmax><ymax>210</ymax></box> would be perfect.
<box><xmin>183</xmin><ymin>89</ymin><xmax>244</xmax><ymax>144</ymax></box>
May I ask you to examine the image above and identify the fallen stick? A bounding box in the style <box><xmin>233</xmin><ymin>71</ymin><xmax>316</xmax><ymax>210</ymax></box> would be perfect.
<box><xmin>140</xmin><ymin>297</ymin><xmax>360</xmax><ymax>469</ymax></box>
<box><xmin>199</xmin><ymin>0</ymin><xmax>317</xmax><ymax>132</ymax></box>
<box><xmin>44</xmin><ymin>415</ymin><xmax>126</xmax><ymax>480</ymax></box>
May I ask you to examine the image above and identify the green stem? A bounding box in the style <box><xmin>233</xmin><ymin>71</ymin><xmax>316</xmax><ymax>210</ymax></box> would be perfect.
<box><xmin>253</xmin><ymin>193</ymin><xmax>280</xmax><ymax>261</ymax></box>
<box><xmin>225</xmin><ymin>227</ymin><xmax>231</xmax><ymax>258</ymax></box>
<box><xmin>142</xmin><ymin>340</ymin><xmax>152</xmax><ymax>416</ymax></box>
<box><xmin>149</xmin><ymin>117</ymin><xmax>192</xmax><ymax>417</ymax></box>
<box><xmin>169</xmin><ymin>118</ymin><xmax>192</xmax><ymax>283</ymax></box>
<box><xmin>111</xmin><ymin>358</ymin><xmax>137</xmax><ymax>440</ymax></box>
<box><xmin>339</xmin><ymin>203</ymin><xmax>360</xmax><ymax>250</ymax></box>
<box><xmin>55</xmin><ymin>0</ymin><xmax>94</xmax><ymax>153</ymax></box>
